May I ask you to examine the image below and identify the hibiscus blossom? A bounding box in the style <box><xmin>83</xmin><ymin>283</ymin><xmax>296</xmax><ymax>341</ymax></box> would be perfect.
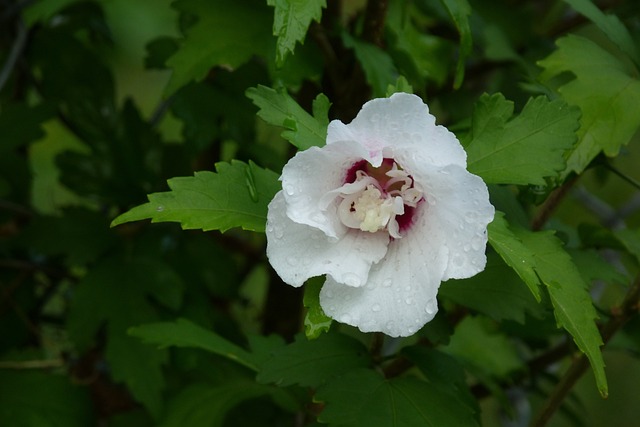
<box><xmin>266</xmin><ymin>93</ymin><xmax>494</xmax><ymax>337</ymax></box>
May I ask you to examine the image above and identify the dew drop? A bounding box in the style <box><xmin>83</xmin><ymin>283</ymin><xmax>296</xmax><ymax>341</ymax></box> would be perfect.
<box><xmin>371</xmin><ymin>304</ymin><xmax>381</xmax><ymax>312</ymax></box>
<box><xmin>342</xmin><ymin>273</ymin><xmax>361</xmax><ymax>287</ymax></box>
<box><xmin>156</xmin><ymin>206</ymin><xmax>165</xmax><ymax>212</ymax></box>
<box><xmin>274</xmin><ymin>227</ymin><xmax>284</xmax><ymax>239</ymax></box>
<box><xmin>385</xmin><ymin>320</ymin><xmax>395</xmax><ymax>330</ymax></box>
<box><xmin>425</xmin><ymin>299</ymin><xmax>437</xmax><ymax>315</ymax></box>
<box><xmin>340</xmin><ymin>313</ymin><xmax>352</xmax><ymax>323</ymax></box>
<box><xmin>405</xmin><ymin>297</ymin><xmax>413</xmax><ymax>305</ymax></box>
<box><xmin>407</xmin><ymin>327</ymin><xmax>416</xmax><ymax>334</ymax></box>
<box><xmin>471</xmin><ymin>238</ymin><xmax>483</xmax><ymax>251</ymax></box>
<box><xmin>382</xmin><ymin>278</ymin><xmax>393</xmax><ymax>287</ymax></box>
<box><xmin>405</xmin><ymin>285</ymin><xmax>412</xmax><ymax>292</ymax></box>
<box><xmin>283</xmin><ymin>183</ymin><xmax>295</xmax><ymax>195</ymax></box>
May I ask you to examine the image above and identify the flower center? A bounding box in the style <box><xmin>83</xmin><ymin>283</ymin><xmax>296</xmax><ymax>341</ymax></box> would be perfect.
<box><xmin>333</xmin><ymin>159</ymin><xmax>423</xmax><ymax>238</ymax></box>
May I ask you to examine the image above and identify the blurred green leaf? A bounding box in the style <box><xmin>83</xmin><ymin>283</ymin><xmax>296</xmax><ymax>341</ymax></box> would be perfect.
<box><xmin>159</xmin><ymin>382</ymin><xmax>271</xmax><ymax>427</ymax></box>
<box><xmin>439</xmin><ymin>0</ymin><xmax>472</xmax><ymax>89</ymax></box>
<box><xmin>68</xmin><ymin>255</ymin><xmax>184</xmax><ymax>416</ymax></box>
<box><xmin>316</xmin><ymin>369</ymin><xmax>479</xmax><ymax>426</ymax></box>
<box><xmin>539</xmin><ymin>35</ymin><xmax>640</xmax><ymax>175</ymax></box>
<box><xmin>267</xmin><ymin>0</ymin><xmax>326</xmax><ymax>66</ymax></box>
<box><xmin>386</xmin><ymin>76</ymin><xmax>414</xmax><ymax>96</ymax></box>
<box><xmin>0</xmin><ymin>370</ymin><xmax>93</xmax><ymax>427</ymax></box>
<box><xmin>165</xmin><ymin>0</ymin><xmax>271</xmax><ymax>95</ymax></box>
<box><xmin>516</xmin><ymin>229</ymin><xmax>608</xmax><ymax>396</ymax></box>
<box><xmin>440</xmin><ymin>253</ymin><xmax>544</xmax><ymax>323</ymax></box>
<box><xmin>466</xmin><ymin>93</ymin><xmax>580</xmax><ymax>185</ymax></box>
<box><xmin>342</xmin><ymin>33</ymin><xmax>398</xmax><ymax>98</ymax></box>
<box><xmin>130</xmin><ymin>318</ymin><xmax>259</xmax><ymax>371</ymax></box>
<box><xmin>564</xmin><ymin>0</ymin><xmax>640</xmax><ymax>66</ymax></box>
<box><xmin>111</xmin><ymin>160</ymin><xmax>279</xmax><ymax>233</ymax></box>
<box><xmin>257</xmin><ymin>332</ymin><xmax>370</xmax><ymax>387</ymax></box>
<box><xmin>402</xmin><ymin>347</ymin><xmax>478</xmax><ymax>419</ymax></box>
<box><xmin>0</xmin><ymin>104</ymin><xmax>53</xmax><ymax>152</ymax></box>
<box><xmin>488</xmin><ymin>211</ymin><xmax>541</xmax><ymax>300</ymax></box>
<box><xmin>246</xmin><ymin>85</ymin><xmax>329</xmax><ymax>150</ymax></box>
<box><xmin>145</xmin><ymin>37</ymin><xmax>179</xmax><ymax>70</ymax></box>
<box><xmin>613</xmin><ymin>228</ymin><xmax>640</xmax><ymax>263</ymax></box>
<box><xmin>446</xmin><ymin>316</ymin><xmax>523</xmax><ymax>378</ymax></box>
<box><xmin>19</xmin><ymin>207</ymin><xmax>116</xmax><ymax>266</ymax></box>
<box><xmin>302</xmin><ymin>278</ymin><xmax>332</xmax><ymax>339</ymax></box>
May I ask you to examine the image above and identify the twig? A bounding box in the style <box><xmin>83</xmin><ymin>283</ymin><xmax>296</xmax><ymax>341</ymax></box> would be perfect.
<box><xmin>531</xmin><ymin>176</ymin><xmax>578</xmax><ymax>231</ymax></box>
<box><xmin>0</xmin><ymin>20</ymin><xmax>28</xmax><ymax>93</ymax></box>
<box><xmin>0</xmin><ymin>358</ymin><xmax>65</xmax><ymax>370</ymax></box>
<box><xmin>530</xmin><ymin>274</ymin><xmax>640</xmax><ymax>427</ymax></box>
<box><xmin>363</xmin><ymin>0</ymin><xmax>388</xmax><ymax>47</ymax></box>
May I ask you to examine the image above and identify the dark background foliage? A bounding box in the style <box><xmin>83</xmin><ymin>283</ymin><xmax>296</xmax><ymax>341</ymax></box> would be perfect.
<box><xmin>1</xmin><ymin>0</ymin><xmax>639</xmax><ymax>426</ymax></box>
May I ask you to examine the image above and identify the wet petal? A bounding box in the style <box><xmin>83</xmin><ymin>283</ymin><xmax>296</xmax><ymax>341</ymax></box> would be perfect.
<box><xmin>267</xmin><ymin>192</ymin><xmax>389</xmax><ymax>287</ymax></box>
<box><xmin>408</xmin><ymin>163</ymin><xmax>495</xmax><ymax>280</ymax></box>
<box><xmin>319</xmin><ymin>208</ymin><xmax>446</xmax><ymax>337</ymax></box>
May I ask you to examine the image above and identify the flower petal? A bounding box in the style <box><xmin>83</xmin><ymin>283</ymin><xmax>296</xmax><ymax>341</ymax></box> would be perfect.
<box><xmin>267</xmin><ymin>192</ymin><xmax>389</xmax><ymax>287</ymax></box>
<box><xmin>319</xmin><ymin>209</ymin><xmax>445</xmax><ymax>337</ymax></box>
<box><xmin>408</xmin><ymin>163</ymin><xmax>495</xmax><ymax>280</ymax></box>
<box><xmin>328</xmin><ymin>93</ymin><xmax>467</xmax><ymax>169</ymax></box>
<box><xmin>281</xmin><ymin>141</ymin><xmax>369</xmax><ymax>238</ymax></box>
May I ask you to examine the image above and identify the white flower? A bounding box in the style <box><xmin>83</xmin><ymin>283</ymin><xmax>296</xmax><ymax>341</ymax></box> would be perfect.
<box><xmin>266</xmin><ymin>93</ymin><xmax>494</xmax><ymax>337</ymax></box>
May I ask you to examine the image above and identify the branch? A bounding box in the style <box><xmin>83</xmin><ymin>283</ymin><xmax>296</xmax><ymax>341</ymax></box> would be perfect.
<box><xmin>531</xmin><ymin>175</ymin><xmax>578</xmax><ymax>231</ymax></box>
<box><xmin>0</xmin><ymin>20</ymin><xmax>28</xmax><ymax>93</ymax></box>
<box><xmin>363</xmin><ymin>0</ymin><xmax>388</xmax><ymax>47</ymax></box>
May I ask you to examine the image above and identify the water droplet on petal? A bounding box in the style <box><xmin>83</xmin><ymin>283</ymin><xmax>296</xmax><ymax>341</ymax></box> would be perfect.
<box><xmin>274</xmin><ymin>227</ymin><xmax>284</xmax><ymax>239</ymax></box>
<box><xmin>425</xmin><ymin>299</ymin><xmax>437</xmax><ymax>315</ymax></box>
<box><xmin>286</xmin><ymin>256</ymin><xmax>298</xmax><ymax>266</ymax></box>
<box><xmin>382</xmin><ymin>278</ymin><xmax>393</xmax><ymax>287</ymax></box>
<box><xmin>283</xmin><ymin>183</ymin><xmax>295</xmax><ymax>195</ymax></box>
<box><xmin>453</xmin><ymin>255</ymin><xmax>464</xmax><ymax>267</ymax></box>
<box><xmin>405</xmin><ymin>297</ymin><xmax>413</xmax><ymax>305</ymax></box>
<box><xmin>340</xmin><ymin>313</ymin><xmax>352</xmax><ymax>323</ymax></box>
<box><xmin>371</xmin><ymin>304</ymin><xmax>381</xmax><ymax>312</ymax></box>
<box><xmin>342</xmin><ymin>273</ymin><xmax>361</xmax><ymax>287</ymax></box>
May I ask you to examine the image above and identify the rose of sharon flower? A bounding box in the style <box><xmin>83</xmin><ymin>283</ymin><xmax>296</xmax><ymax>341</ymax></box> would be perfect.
<box><xmin>266</xmin><ymin>93</ymin><xmax>494</xmax><ymax>337</ymax></box>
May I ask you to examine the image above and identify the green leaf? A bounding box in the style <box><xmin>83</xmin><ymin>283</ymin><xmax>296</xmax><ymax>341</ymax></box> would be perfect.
<box><xmin>515</xmin><ymin>229</ymin><xmax>608</xmax><ymax>396</ymax></box>
<box><xmin>402</xmin><ymin>347</ymin><xmax>478</xmax><ymax>419</ymax></box>
<box><xmin>267</xmin><ymin>0</ymin><xmax>326</xmax><ymax>66</ymax></box>
<box><xmin>246</xmin><ymin>85</ymin><xmax>330</xmax><ymax>150</ymax></box>
<box><xmin>165</xmin><ymin>0</ymin><xmax>271</xmax><ymax>96</ymax></box>
<box><xmin>129</xmin><ymin>318</ymin><xmax>259</xmax><ymax>371</ymax></box>
<box><xmin>445</xmin><ymin>316</ymin><xmax>522</xmax><ymax>378</ymax></box>
<box><xmin>342</xmin><ymin>33</ymin><xmax>398</xmax><ymax>98</ymax></box>
<box><xmin>439</xmin><ymin>0</ymin><xmax>472</xmax><ymax>89</ymax></box>
<box><xmin>67</xmin><ymin>255</ymin><xmax>184</xmax><ymax>416</ymax></box>
<box><xmin>19</xmin><ymin>207</ymin><xmax>117</xmax><ymax>266</ymax></box>
<box><xmin>487</xmin><ymin>211</ymin><xmax>541</xmax><ymax>301</ymax></box>
<box><xmin>0</xmin><ymin>104</ymin><xmax>53</xmax><ymax>152</ymax></box>
<box><xmin>159</xmin><ymin>382</ymin><xmax>271</xmax><ymax>427</ymax></box>
<box><xmin>302</xmin><ymin>277</ymin><xmax>332</xmax><ymax>339</ymax></box>
<box><xmin>316</xmin><ymin>369</ymin><xmax>479</xmax><ymax>427</ymax></box>
<box><xmin>466</xmin><ymin>93</ymin><xmax>580</xmax><ymax>185</ymax></box>
<box><xmin>614</xmin><ymin>228</ymin><xmax>640</xmax><ymax>263</ymax></box>
<box><xmin>539</xmin><ymin>34</ymin><xmax>640</xmax><ymax>175</ymax></box>
<box><xmin>564</xmin><ymin>0</ymin><xmax>640</xmax><ymax>66</ymax></box>
<box><xmin>0</xmin><ymin>370</ymin><xmax>93</xmax><ymax>427</ymax></box>
<box><xmin>111</xmin><ymin>160</ymin><xmax>279</xmax><ymax>233</ymax></box>
<box><xmin>257</xmin><ymin>333</ymin><xmax>370</xmax><ymax>387</ymax></box>
<box><xmin>440</xmin><ymin>253</ymin><xmax>544</xmax><ymax>323</ymax></box>
<box><xmin>385</xmin><ymin>76</ymin><xmax>414</xmax><ymax>97</ymax></box>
